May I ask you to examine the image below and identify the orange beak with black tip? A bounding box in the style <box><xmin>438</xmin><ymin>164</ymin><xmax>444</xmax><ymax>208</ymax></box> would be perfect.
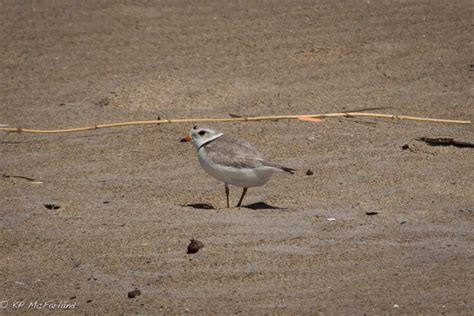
<box><xmin>180</xmin><ymin>135</ymin><xmax>192</xmax><ymax>142</ymax></box>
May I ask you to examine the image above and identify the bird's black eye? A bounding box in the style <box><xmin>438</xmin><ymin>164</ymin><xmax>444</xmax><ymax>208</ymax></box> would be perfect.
<box><xmin>198</xmin><ymin>130</ymin><xmax>206</xmax><ymax>136</ymax></box>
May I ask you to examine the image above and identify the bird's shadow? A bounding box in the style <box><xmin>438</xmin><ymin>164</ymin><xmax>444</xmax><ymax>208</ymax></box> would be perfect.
<box><xmin>242</xmin><ymin>202</ymin><xmax>285</xmax><ymax>210</ymax></box>
<box><xmin>182</xmin><ymin>201</ymin><xmax>285</xmax><ymax>210</ymax></box>
<box><xmin>183</xmin><ymin>203</ymin><xmax>216</xmax><ymax>210</ymax></box>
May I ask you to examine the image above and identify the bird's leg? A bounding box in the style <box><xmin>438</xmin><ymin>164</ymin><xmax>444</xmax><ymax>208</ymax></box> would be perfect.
<box><xmin>224</xmin><ymin>183</ymin><xmax>230</xmax><ymax>208</ymax></box>
<box><xmin>236</xmin><ymin>187</ymin><xmax>248</xmax><ymax>207</ymax></box>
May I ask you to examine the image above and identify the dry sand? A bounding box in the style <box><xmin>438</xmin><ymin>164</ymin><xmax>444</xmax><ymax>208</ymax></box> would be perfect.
<box><xmin>1</xmin><ymin>1</ymin><xmax>473</xmax><ymax>314</ymax></box>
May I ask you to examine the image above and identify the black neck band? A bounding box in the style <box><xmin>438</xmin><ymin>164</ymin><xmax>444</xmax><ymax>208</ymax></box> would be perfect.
<box><xmin>198</xmin><ymin>135</ymin><xmax>222</xmax><ymax>150</ymax></box>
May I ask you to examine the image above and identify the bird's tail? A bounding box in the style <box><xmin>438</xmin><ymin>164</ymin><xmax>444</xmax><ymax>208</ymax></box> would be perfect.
<box><xmin>263</xmin><ymin>162</ymin><xmax>296</xmax><ymax>174</ymax></box>
<box><xmin>280</xmin><ymin>166</ymin><xmax>296</xmax><ymax>174</ymax></box>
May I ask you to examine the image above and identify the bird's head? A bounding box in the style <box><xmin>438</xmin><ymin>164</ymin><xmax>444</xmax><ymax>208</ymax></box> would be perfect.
<box><xmin>180</xmin><ymin>126</ymin><xmax>223</xmax><ymax>149</ymax></box>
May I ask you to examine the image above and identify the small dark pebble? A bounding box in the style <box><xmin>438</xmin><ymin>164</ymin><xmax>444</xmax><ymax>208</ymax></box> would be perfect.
<box><xmin>366</xmin><ymin>211</ymin><xmax>378</xmax><ymax>216</ymax></box>
<box><xmin>402</xmin><ymin>144</ymin><xmax>410</xmax><ymax>150</ymax></box>
<box><xmin>128</xmin><ymin>289</ymin><xmax>141</xmax><ymax>299</ymax></box>
<box><xmin>96</xmin><ymin>98</ymin><xmax>110</xmax><ymax>107</ymax></box>
<box><xmin>43</xmin><ymin>204</ymin><xmax>61</xmax><ymax>210</ymax></box>
<box><xmin>103</xmin><ymin>201</ymin><xmax>110</xmax><ymax>204</ymax></box>
<box><xmin>187</xmin><ymin>239</ymin><xmax>204</xmax><ymax>254</ymax></box>
<box><xmin>400</xmin><ymin>221</ymin><xmax>407</xmax><ymax>225</ymax></box>
<box><xmin>306</xmin><ymin>169</ymin><xmax>314</xmax><ymax>176</ymax></box>
<box><xmin>70</xmin><ymin>296</ymin><xmax>76</xmax><ymax>300</ymax></box>
<box><xmin>86</xmin><ymin>300</ymin><xmax>92</xmax><ymax>303</ymax></box>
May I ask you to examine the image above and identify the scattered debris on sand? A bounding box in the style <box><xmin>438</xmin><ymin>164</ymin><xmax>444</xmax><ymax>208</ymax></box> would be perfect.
<box><xmin>416</xmin><ymin>137</ymin><xmax>474</xmax><ymax>148</ymax></box>
<box><xmin>128</xmin><ymin>289</ymin><xmax>141</xmax><ymax>299</ymax></box>
<box><xmin>187</xmin><ymin>239</ymin><xmax>204</xmax><ymax>254</ymax></box>
<box><xmin>43</xmin><ymin>204</ymin><xmax>61</xmax><ymax>210</ymax></box>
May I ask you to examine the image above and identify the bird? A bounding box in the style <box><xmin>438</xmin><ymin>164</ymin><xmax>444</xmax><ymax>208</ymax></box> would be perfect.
<box><xmin>180</xmin><ymin>126</ymin><xmax>295</xmax><ymax>208</ymax></box>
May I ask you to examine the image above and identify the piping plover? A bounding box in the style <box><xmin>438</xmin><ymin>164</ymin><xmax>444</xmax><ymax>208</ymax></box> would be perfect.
<box><xmin>180</xmin><ymin>126</ymin><xmax>295</xmax><ymax>208</ymax></box>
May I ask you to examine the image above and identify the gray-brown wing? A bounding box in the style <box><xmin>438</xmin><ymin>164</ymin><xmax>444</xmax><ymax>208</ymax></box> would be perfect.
<box><xmin>204</xmin><ymin>135</ymin><xmax>265</xmax><ymax>169</ymax></box>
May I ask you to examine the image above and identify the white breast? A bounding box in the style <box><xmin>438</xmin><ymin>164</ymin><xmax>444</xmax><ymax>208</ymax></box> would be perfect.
<box><xmin>197</xmin><ymin>148</ymin><xmax>275</xmax><ymax>188</ymax></box>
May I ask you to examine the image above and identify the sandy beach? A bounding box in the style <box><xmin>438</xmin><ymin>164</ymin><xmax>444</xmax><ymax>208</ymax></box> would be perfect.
<box><xmin>1</xmin><ymin>1</ymin><xmax>473</xmax><ymax>314</ymax></box>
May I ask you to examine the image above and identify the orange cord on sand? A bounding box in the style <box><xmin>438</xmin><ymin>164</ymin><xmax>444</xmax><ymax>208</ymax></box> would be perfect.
<box><xmin>298</xmin><ymin>116</ymin><xmax>323</xmax><ymax>123</ymax></box>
